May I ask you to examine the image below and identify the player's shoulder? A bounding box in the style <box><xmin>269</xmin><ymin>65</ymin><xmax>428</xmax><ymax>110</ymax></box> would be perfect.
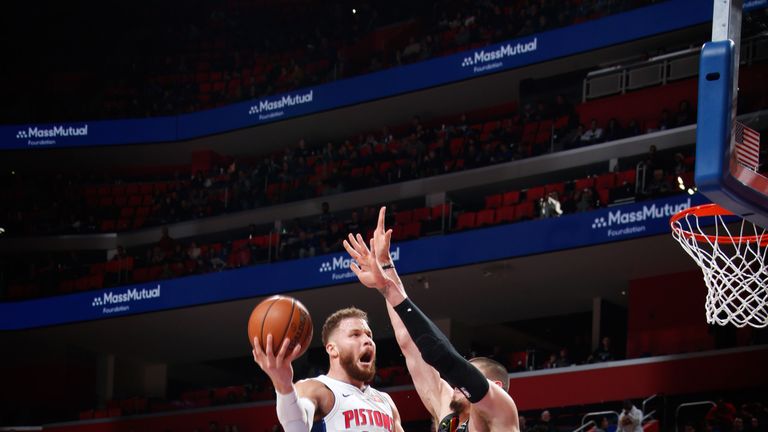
<box><xmin>296</xmin><ymin>377</ymin><xmax>333</xmax><ymax>398</ymax></box>
<box><xmin>473</xmin><ymin>382</ymin><xmax>519</xmax><ymax>428</ymax></box>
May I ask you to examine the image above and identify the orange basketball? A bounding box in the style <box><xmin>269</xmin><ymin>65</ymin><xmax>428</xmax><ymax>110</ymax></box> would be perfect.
<box><xmin>248</xmin><ymin>295</ymin><xmax>313</xmax><ymax>358</ymax></box>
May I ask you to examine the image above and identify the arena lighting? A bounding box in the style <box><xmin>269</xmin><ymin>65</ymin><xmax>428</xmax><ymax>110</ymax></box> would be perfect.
<box><xmin>352</xmin><ymin>8</ymin><xmax>356</xmax><ymax>14</ymax></box>
<box><xmin>0</xmin><ymin>227</ymin><xmax>5</xmax><ymax>235</ymax></box>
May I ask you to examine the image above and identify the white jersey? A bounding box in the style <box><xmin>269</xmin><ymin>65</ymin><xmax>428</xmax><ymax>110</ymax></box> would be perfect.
<box><xmin>309</xmin><ymin>374</ymin><xmax>395</xmax><ymax>432</ymax></box>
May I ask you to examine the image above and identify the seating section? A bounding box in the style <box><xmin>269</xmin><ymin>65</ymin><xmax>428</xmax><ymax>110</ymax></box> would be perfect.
<box><xmin>1</xmin><ymin>0</ymin><xmax>660</xmax><ymax>124</ymax></box>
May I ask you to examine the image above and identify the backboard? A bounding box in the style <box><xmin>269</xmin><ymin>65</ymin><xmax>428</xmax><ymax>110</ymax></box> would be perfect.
<box><xmin>695</xmin><ymin>0</ymin><xmax>768</xmax><ymax>228</ymax></box>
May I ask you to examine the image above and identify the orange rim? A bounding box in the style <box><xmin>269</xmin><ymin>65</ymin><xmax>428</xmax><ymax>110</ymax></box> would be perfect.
<box><xmin>670</xmin><ymin>203</ymin><xmax>768</xmax><ymax>245</ymax></box>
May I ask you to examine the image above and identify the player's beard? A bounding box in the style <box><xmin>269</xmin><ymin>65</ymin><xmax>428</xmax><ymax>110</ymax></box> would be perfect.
<box><xmin>339</xmin><ymin>349</ymin><xmax>377</xmax><ymax>383</ymax></box>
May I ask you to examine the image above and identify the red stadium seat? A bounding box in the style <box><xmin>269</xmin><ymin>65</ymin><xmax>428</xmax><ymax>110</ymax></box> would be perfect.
<box><xmin>484</xmin><ymin>194</ymin><xmax>502</xmax><ymax>209</ymax></box>
<box><xmin>412</xmin><ymin>207</ymin><xmax>431</xmax><ymax>222</ymax></box>
<box><xmin>515</xmin><ymin>202</ymin><xmax>535</xmax><ymax>220</ymax></box>
<box><xmin>525</xmin><ymin>186</ymin><xmax>546</xmax><ymax>202</ymax></box>
<box><xmin>395</xmin><ymin>210</ymin><xmax>413</xmax><ymax>225</ymax></box>
<box><xmin>455</xmin><ymin>212</ymin><xmax>476</xmax><ymax>230</ymax></box>
<box><xmin>596</xmin><ymin>172</ymin><xmax>616</xmax><ymax>189</ymax></box>
<box><xmin>545</xmin><ymin>182</ymin><xmax>565</xmax><ymax>196</ymax></box>
<box><xmin>502</xmin><ymin>191</ymin><xmax>520</xmax><ymax>206</ymax></box>
<box><xmin>617</xmin><ymin>169</ymin><xmax>637</xmax><ymax>185</ymax></box>
<box><xmin>495</xmin><ymin>206</ymin><xmax>516</xmax><ymax>223</ymax></box>
<box><xmin>475</xmin><ymin>209</ymin><xmax>495</xmax><ymax>227</ymax></box>
<box><xmin>431</xmin><ymin>203</ymin><xmax>450</xmax><ymax>220</ymax></box>
<box><xmin>574</xmin><ymin>177</ymin><xmax>595</xmax><ymax>190</ymax></box>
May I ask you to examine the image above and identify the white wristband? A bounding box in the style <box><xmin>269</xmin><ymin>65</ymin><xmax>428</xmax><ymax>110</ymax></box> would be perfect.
<box><xmin>275</xmin><ymin>389</ymin><xmax>316</xmax><ymax>432</ymax></box>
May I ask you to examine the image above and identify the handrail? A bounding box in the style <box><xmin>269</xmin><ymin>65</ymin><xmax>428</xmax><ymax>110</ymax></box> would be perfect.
<box><xmin>643</xmin><ymin>410</ymin><xmax>657</xmax><ymax>423</ymax></box>
<box><xmin>674</xmin><ymin>401</ymin><xmax>715</xmax><ymax>432</ymax></box>
<box><xmin>573</xmin><ymin>420</ymin><xmax>596</xmax><ymax>432</ymax></box>
<box><xmin>642</xmin><ymin>394</ymin><xmax>658</xmax><ymax>417</ymax></box>
<box><xmin>582</xmin><ymin>410</ymin><xmax>620</xmax><ymax>427</ymax></box>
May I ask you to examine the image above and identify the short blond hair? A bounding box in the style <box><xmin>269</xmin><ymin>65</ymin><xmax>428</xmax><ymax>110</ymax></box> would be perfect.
<box><xmin>321</xmin><ymin>307</ymin><xmax>368</xmax><ymax>345</ymax></box>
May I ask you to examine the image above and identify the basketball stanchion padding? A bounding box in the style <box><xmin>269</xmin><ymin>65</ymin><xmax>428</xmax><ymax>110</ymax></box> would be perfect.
<box><xmin>670</xmin><ymin>203</ymin><xmax>768</xmax><ymax>328</ymax></box>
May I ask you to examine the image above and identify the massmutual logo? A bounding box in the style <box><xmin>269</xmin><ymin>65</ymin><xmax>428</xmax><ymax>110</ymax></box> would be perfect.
<box><xmin>16</xmin><ymin>124</ymin><xmax>88</xmax><ymax>147</ymax></box>
<box><xmin>91</xmin><ymin>284</ymin><xmax>161</xmax><ymax>315</ymax></box>
<box><xmin>248</xmin><ymin>90</ymin><xmax>314</xmax><ymax>121</ymax></box>
<box><xmin>460</xmin><ymin>37</ymin><xmax>538</xmax><ymax>74</ymax></box>
<box><xmin>318</xmin><ymin>247</ymin><xmax>401</xmax><ymax>281</ymax></box>
<box><xmin>591</xmin><ymin>198</ymin><xmax>692</xmax><ymax>237</ymax></box>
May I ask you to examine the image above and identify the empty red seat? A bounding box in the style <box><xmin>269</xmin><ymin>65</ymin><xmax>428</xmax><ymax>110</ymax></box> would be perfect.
<box><xmin>484</xmin><ymin>194</ymin><xmax>502</xmax><ymax>209</ymax></box>
<box><xmin>502</xmin><ymin>191</ymin><xmax>520</xmax><ymax>206</ymax></box>
<box><xmin>495</xmin><ymin>206</ymin><xmax>516</xmax><ymax>223</ymax></box>
<box><xmin>574</xmin><ymin>177</ymin><xmax>595</xmax><ymax>190</ymax></box>
<box><xmin>431</xmin><ymin>203</ymin><xmax>450</xmax><ymax>220</ymax></box>
<box><xmin>596</xmin><ymin>172</ymin><xmax>616</xmax><ymax>189</ymax></box>
<box><xmin>412</xmin><ymin>207</ymin><xmax>431</xmax><ymax>222</ymax></box>
<box><xmin>395</xmin><ymin>210</ymin><xmax>413</xmax><ymax>225</ymax></box>
<box><xmin>476</xmin><ymin>209</ymin><xmax>495</xmax><ymax>227</ymax></box>
<box><xmin>126</xmin><ymin>184</ymin><xmax>139</xmax><ymax>195</ymax></box>
<box><xmin>101</xmin><ymin>220</ymin><xmax>116</xmax><ymax>232</ymax></box>
<box><xmin>128</xmin><ymin>195</ymin><xmax>142</xmax><ymax>206</ymax></box>
<box><xmin>545</xmin><ymin>182</ymin><xmax>565</xmax><ymax>195</ymax></box>
<box><xmin>525</xmin><ymin>186</ymin><xmax>546</xmax><ymax>202</ymax></box>
<box><xmin>515</xmin><ymin>202</ymin><xmax>535</xmax><ymax>220</ymax></box>
<box><xmin>404</xmin><ymin>221</ymin><xmax>421</xmax><ymax>239</ymax></box>
<box><xmin>455</xmin><ymin>212</ymin><xmax>476</xmax><ymax>230</ymax></box>
<box><xmin>597</xmin><ymin>188</ymin><xmax>611</xmax><ymax>205</ymax></box>
<box><xmin>617</xmin><ymin>169</ymin><xmax>637</xmax><ymax>185</ymax></box>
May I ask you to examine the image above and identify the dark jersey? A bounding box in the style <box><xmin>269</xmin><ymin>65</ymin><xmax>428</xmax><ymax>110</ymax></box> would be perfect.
<box><xmin>438</xmin><ymin>413</ymin><xmax>468</xmax><ymax>432</ymax></box>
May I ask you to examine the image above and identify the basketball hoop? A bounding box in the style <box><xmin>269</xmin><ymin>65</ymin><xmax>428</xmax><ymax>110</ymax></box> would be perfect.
<box><xmin>670</xmin><ymin>203</ymin><xmax>768</xmax><ymax>328</ymax></box>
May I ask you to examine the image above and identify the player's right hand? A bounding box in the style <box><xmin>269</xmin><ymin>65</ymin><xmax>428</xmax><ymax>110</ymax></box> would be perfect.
<box><xmin>252</xmin><ymin>333</ymin><xmax>302</xmax><ymax>394</ymax></box>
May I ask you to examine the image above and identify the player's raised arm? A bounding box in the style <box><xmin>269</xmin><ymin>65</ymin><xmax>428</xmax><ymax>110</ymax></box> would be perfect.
<box><xmin>252</xmin><ymin>335</ymin><xmax>319</xmax><ymax>431</ymax></box>
<box><xmin>346</xmin><ymin>206</ymin><xmax>520</xmax><ymax>431</ymax></box>
<box><xmin>343</xmin><ymin>208</ymin><xmax>453</xmax><ymax>422</ymax></box>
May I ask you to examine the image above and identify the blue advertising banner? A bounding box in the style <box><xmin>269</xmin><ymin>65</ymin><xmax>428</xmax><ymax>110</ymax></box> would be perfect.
<box><xmin>3</xmin><ymin>0</ymin><xmax>763</xmax><ymax>149</ymax></box>
<box><xmin>0</xmin><ymin>194</ymin><xmax>706</xmax><ymax>330</ymax></box>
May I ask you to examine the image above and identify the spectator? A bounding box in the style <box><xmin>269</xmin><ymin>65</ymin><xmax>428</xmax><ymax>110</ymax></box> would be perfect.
<box><xmin>580</xmin><ymin>118</ymin><xmax>604</xmax><ymax>145</ymax></box>
<box><xmin>590</xmin><ymin>336</ymin><xmax>614</xmax><ymax>362</ymax></box>
<box><xmin>156</xmin><ymin>226</ymin><xmax>177</xmax><ymax>255</ymax></box>
<box><xmin>539</xmin><ymin>410</ymin><xmax>557</xmax><ymax>432</ymax></box>
<box><xmin>645</xmin><ymin>168</ymin><xmax>672</xmax><ymax>197</ymax></box>
<box><xmin>575</xmin><ymin>188</ymin><xmax>596</xmax><ymax>212</ymax></box>
<box><xmin>618</xmin><ymin>400</ymin><xmax>643</xmax><ymax>432</ymax></box>
<box><xmin>675</xmin><ymin>100</ymin><xmax>695</xmax><ymax>126</ymax></box>
<box><xmin>563</xmin><ymin>124</ymin><xmax>585</xmax><ymax>150</ymax></box>
<box><xmin>656</xmin><ymin>109</ymin><xmax>674</xmax><ymax>131</ymax></box>
<box><xmin>707</xmin><ymin>399</ymin><xmax>737</xmax><ymax>432</ymax></box>
<box><xmin>520</xmin><ymin>416</ymin><xmax>528</xmax><ymax>432</ymax></box>
<box><xmin>734</xmin><ymin>418</ymin><xmax>745</xmax><ymax>432</ymax></box>
<box><xmin>555</xmin><ymin>347</ymin><xmax>571</xmax><ymax>367</ymax></box>
<box><xmin>596</xmin><ymin>416</ymin><xmax>611</xmax><ymax>432</ymax></box>
<box><xmin>539</xmin><ymin>191</ymin><xmax>563</xmax><ymax>218</ymax></box>
<box><xmin>542</xmin><ymin>353</ymin><xmax>559</xmax><ymax>368</ymax></box>
<box><xmin>603</xmin><ymin>118</ymin><xmax>624</xmax><ymax>142</ymax></box>
<box><xmin>625</xmin><ymin>119</ymin><xmax>642</xmax><ymax>137</ymax></box>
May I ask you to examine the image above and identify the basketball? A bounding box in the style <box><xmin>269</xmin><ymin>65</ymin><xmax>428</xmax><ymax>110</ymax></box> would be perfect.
<box><xmin>248</xmin><ymin>295</ymin><xmax>313</xmax><ymax>358</ymax></box>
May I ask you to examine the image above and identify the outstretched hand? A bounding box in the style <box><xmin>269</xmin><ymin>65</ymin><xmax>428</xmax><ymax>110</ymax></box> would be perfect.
<box><xmin>343</xmin><ymin>207</ymin><xmax>394</xmax><ymax>290</ymax></box>
<box><xmin>343</xmin><ymin>231</ymin><xmax>389</xmax><ymax>290</ymax></box>
<box><xmin>252</xmin><ymin>334</ymin><xmax>303</xmax><ymax>394</ymax></box>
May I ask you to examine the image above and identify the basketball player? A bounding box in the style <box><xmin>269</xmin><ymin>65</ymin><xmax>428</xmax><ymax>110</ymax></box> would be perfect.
<box><xmin>343</xmin><ymin>207</ymin><xmax>520</xmax><ymax>432</ymax></box>
<box><xmin>252</xmin><ymin>307</ymin><xmax>405</xmax><ymax>431</ymax></box>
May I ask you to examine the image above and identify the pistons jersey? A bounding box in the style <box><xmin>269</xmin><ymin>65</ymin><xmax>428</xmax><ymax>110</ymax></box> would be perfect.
<box><xmin>309</xmin><ymin>374</ymin><xmax>396</xmax><ymax>432</ymax></box>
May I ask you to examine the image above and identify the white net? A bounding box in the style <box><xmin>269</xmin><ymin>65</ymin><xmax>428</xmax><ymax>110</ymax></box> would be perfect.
<box><xmin>671</xmin><ymin>205</ymin><xmax>768</xmax><ymax>328</ymax></box>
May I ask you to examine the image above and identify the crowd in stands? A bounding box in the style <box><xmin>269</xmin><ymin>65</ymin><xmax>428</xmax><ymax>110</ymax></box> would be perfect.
<box><xmin>2</xmin><ymin>140</ymin><xmax>695</xmax><ymax>301</ymax></box>
<box><xmin>2</xmin><ymin>0</ymin><xmax>661</xmax><ymax>124</ymax></box>
<box><xmin>1</xmin><ymin>87</ymin><xmax>703</xmax><ymax>240</ymax></box>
